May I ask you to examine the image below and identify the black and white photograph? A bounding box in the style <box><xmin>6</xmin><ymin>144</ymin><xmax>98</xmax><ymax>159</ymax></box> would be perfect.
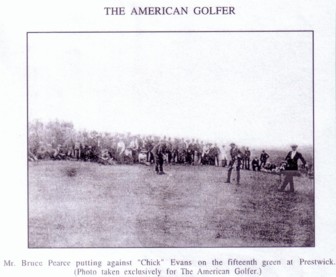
<box><xmin>27</xmin><ymin>31</ymin><xmax>314</xmax><ymax>248</ymax></box>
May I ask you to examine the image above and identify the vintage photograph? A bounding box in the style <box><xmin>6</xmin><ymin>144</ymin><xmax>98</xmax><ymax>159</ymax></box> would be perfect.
<box><xmin>27</xmin><ymin>31</ymin><xmax>314</xmax><ymax>248</ymax></box>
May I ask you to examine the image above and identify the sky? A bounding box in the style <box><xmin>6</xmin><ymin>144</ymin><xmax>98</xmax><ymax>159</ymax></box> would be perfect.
<box><xmin>28</xmin><ymin>32</ymin><xmax>313</xmax><ymax>148</ymax></box>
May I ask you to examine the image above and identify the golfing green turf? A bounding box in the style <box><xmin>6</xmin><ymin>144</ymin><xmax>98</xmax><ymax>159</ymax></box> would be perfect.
<box><xmin>28</xmin><ymin>161</ymin><xmax>314</xmax><ymax>247</ymax></box>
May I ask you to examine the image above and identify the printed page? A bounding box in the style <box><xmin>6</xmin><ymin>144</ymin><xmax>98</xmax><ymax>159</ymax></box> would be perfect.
<box><xmin>0</xmin><ymin>0</ymin><xmax>335</xmax><ymax>276</ymax></box>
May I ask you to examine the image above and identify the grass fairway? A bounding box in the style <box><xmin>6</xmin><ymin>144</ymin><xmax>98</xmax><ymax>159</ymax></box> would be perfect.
<box><xmin>28</xmin><ymin>161</ymin><xmax>314</xmax><ymax>247</ymax></box>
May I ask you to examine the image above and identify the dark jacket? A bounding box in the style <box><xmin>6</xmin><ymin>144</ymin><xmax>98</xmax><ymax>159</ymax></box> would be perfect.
<box><xmin>260</xmin><ymin>152</ymin><xmax>269</xmax><ymax>162</ymax></box>
<box><xmin>152</xmin><ymin>143</ymin><xmax>166</xmax><ymax>156</ymax></box>
<box><xmin>230</xmin><ymin>147</ymin><xmax>242</xmax><ymax>160</ymax></box>
<box><xmin>252</xmin><ymin>158</ymin><xmax>259</xmax><ymax>167</ymax></box>
<box><xmin>285</xmin><ymin>151</ymin><xmax>306</xmax><ymax>170</ymax></box>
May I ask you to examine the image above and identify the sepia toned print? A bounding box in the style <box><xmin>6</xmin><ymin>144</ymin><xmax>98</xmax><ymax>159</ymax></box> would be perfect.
<box><xmin>27</xmin><ymin>31</ymin><xmax>314</xmax><ymax>248</ymax></box>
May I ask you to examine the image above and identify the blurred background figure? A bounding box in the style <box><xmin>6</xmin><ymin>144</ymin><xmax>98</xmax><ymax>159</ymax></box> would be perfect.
<box><xmin>225</xmin><ymin>143</ymin><xmax>243</xmax><ymax>185</ymax></box>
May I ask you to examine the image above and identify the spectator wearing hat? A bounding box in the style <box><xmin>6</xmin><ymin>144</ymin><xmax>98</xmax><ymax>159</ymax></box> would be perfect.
<box><xmin>225</xmin><ymin>143</ymin><xmax>243</xmax><ymax>185</ymax></box>
<box><xmin>278</xmin><ymin>144</ymin><xmax>306</xmax><ymax>193</ymax></box>
<box><xmin>260</xmin><ymin>150</ymin><xmax>269</xmax><ymax>169</ymax></box>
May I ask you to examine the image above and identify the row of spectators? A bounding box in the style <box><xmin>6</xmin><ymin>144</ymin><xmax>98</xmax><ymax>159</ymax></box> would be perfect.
<box><xmin>28</xmin><ymin>120</ymin><xmax>311</xmax><ymax>176</ymax></box>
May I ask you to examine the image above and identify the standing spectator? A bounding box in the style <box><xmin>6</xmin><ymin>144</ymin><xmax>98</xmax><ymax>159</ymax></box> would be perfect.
<box><xmin>244</xmin><ymin>147</ymin><xmax>251</xmax><ymax>170</ymax></box>
<box><xmin>172</xmin><ymin>138</ymin><xmax>179</xmax><ymax>164</ymax></box>
<box><xmin>109</xmin><ymin>137</ymin><xmax>118</xmax><ymax>161</ymax></box>
<box><xmin>201</xmin><ymin>143</ymin><xmax>210</xmax><ymax>165</ymax></box>
<box><xmin>240</xmin><ymin>146</ymin><xmax>246</xmax><ymax>169</ymax></box>
<box><xmin>116</xmin><ymin>137</ymin><xmax>126</xmax><ymax>163</ymax></box>
<box><xmin>166</xmin><ymin>137</ymin><xmax>173</xmax><ymax>164</ymax></box>
<box><xmin>178</xmin><ymin>138</ymin><xmax>187</xmax><ymax>164</ymax></box>
<box><xmin>187</xmin><ymin>139</ymin><xmax>196</xmax><ymax>165</ymax></box>
<box><xmin>137</xmin><ymin>135</ymin><xmax>144</xmax><ymax>153</ymax></box>
<box><xmin>278</xmin><ymin>144</ymin><xmax>306</xmax><ymax>193</ymax></box>
<box><xmin>260</xmin><ymin>150</ymin><xmax>269</xmax><ymax>169</ymax></box>
<box><xmin>195</xmin><ymin>140</ymin><xmax>202</xmax><ymax>165</ymax></box>
<box><xmin>220</xmin><ymin>144</ymin><xmax>227</xmax><ymax>167</ymax></box>
<box><xmin>225</xmin><ymin>143</ymin><xmax>243</xmax><ymax>185</ymax></box>
<box><xmin>212</xmin><ymin>143</ymin><xmax>220</xmax><ymax>166</ymax></box>
<box><xmin>145</xmin><ymin>136</ymin><xmax>154</xmax><ymax>163</ymax></box>
<box><xmin>74</xmin><ymin>139</ymin><xmax>81</xmax><ymax>160</ymax></box>
<box><xmin>129</xmin><ymin>135</ymin><xmax>139</xmax><ymax>163</ymax></box>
